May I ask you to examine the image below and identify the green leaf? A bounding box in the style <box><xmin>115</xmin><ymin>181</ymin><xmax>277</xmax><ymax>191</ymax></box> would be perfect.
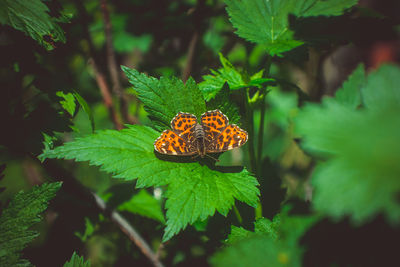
<box><xmin>121</xmin><ymin>66</ymin><xmax>206</xmax><ymax>131</ymax></box>
<box><xmin>0</xmin><ymin>182</ymin><xmax>62</xmax><ymax>266</ymax></box>
<box><xmin>74</xmin><ymin>217</ymin><xmax>95</xmax><ymax>242</ymax></box>
<box><xmin>57</xmin><ymin>91</ymin><xmax>76</xmax><ymax>116</ymax></box>
<box><xmin>297</xmin><ymin>102</ymin><xmax>400</xmax><ymax>223</ymax></box>
<box><xmin>206</xmin><ymin>84</ymin><xmax>241</xmax><ymax>126</ymax></box>
<box><xmin>225</xmin><ymin>0</ymin><xmax>358</xmax><ymax>56</ymax></box>
<box><xmin>254</xmin><ymin>217</ymin><xmax>280</xmax><ymax>241</ymax></box>
<box><xmin>118</xmin><ymin>189</ymin><xmax>165</xmax><ymax>223</ymax></box>
<box><xmin>295</xmin><ymin>64</ymin><xmax>400</xmax><ymax>224</ymax></box>
<box><xmin>39</xmin><ymin>125</ymin><xmax>259</xmax><ymax>241</ymax></box>
<box><xmin>212</xmin><ymin>235</ymin><xmax>298</xmax><ymax>267</ymax></box>
<box><xmin>334</xmin><ymin>63</ymin><xmax>365</xmax><ymax>108</ymax></box>
<box><xmin>0</xmin><ymin>0</ymin><xmax>67</xmax><ymax>50</ymax></box>
<box><xmin>226</xmin><ymin>225</ymin><xmax>252</xmax><ymax>244</ymax></box>
<box><xmin>298</xmin><ymin>0</ymin><xmax>360</xmax><ymax>17</ymax></box>
<box><xmin>73</xmin><ymin>92</ymin><xmax>95</xmax><ymax>132</ymax></box>
<box><xmin>361</xmin><ymin>64</ymin><xmax>400</xmax><ymax>111</ymax></box>
<box><xmin>199</xmin><ymin>53</ymin><xmax>274</xmax><ymax>100</ymax></box>
<box><xmin>213</xmin><ymin>210</ymin><xmax>318</xmax><ymax>267</ymax></box>
<box><xmin>63</xmin><ymin>252</ymin><xmax>91</xmax><ymax>267</ymax></box>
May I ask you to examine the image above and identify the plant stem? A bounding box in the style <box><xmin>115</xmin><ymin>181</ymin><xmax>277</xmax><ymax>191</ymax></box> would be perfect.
<box><xmin>254</xmin><ymin>56</ymin><xmax>272</xmax><ymax>220</ymax></box>
<box><xmin>256</xmin><ymin>97</ymin><xmax>266</xmax><ymax>175</ymax></box>
<box><xmin>245</xmin><ymin>88</ymin><xmax>257</xmax><ymax>174</ymax></box>
<box><xmin>100</xmin><ymin>0</ymin><xmax>138</xmax><ymax>125</ymax></box>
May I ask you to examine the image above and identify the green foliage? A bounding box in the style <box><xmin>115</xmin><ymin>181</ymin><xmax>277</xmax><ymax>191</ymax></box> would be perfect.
<box><xmin>206</xmin><ymin>84</ymin><xmax>241</xmax><ymax>126</ymax></box>
<box><xmin>73</xmin><ymin>92</ymin><xmax>95</xmax><ymax>132</ymax></box>
<box><xmin>362</xmin><ymin>64</ymin><xmax>400</xmax><ymax>111</ymax></box>
<box><xmin>118</xmin><ymin>189</ymin><xmax>165</xmax><ymax>223</ymax></box>
<box><xmin>226</xmin><ymin>217</ymin><xmax>279</xmax><ymax>244</ymax></box>
<box><xmin>0</xmin><ymin>0</ymin><xmax>67</xmax><ymax>50</ymax></box>
<box><xmin>0</xmin><ymin>182</ymin><xmax>62</xmax><ymax>266</ymax></box>
<box><xmin>40</xmin><ymin>125</ymin><xmax>259</xmax><ymax>241</ymax></box>
<box><xmin>57</xmin><ymin>92</ymin><xmax>77</xmax><ymax>116</ymax></box>
<box><xmin>121</xmin><ymin>66</ymin><xmax>206</xmax><ymax>131</ymax></box>
<box><xmin>63</xmin><ymin>252</ymin><xmax>91</xmax><ymax>267</ymax></box>
<box><xmin>75</xmin><ymin>217</ymin><xmax>95</xmax><ymax>242</ymax></box>
<box><xmin>199</xmin><ymin>53</ymin><xmax>274</xmax><ymax>100</ymax></box>
<box><xmin>295</xmin><ymin>64</ymin><xmax>400</xmax><ymax>225</ymax></box>
<box><xmin>56</xmin><ymin>91</ymin><xmax>95</xmax><ymax>132</ymax></box>
<box><xmin>334</xmin><ymin>63</ymin><xmax>365</xmax><ymax>108</ymax></box>
<box><xmin>225</xmin><ymin>0</ymin><xmax>358</xmax><ymax>56</ymax></box>
<box><xmin>213</xmin><ymin>209</ymin><xmax>318</xmax><ymax>267</ymax></box>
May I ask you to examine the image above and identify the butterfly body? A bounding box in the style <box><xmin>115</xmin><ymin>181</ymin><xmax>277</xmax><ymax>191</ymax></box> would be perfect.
<box><xmin>154</xmin><ymin>110</ymin><xmax>248</xmax><ymax>158</ymax></box>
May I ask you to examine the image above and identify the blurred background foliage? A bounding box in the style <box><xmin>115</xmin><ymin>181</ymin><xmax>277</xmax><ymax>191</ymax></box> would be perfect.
<box><xmin>0</xmin><ymin>0</ymin><xmax>400</xmax><ymax>266</ymax></box>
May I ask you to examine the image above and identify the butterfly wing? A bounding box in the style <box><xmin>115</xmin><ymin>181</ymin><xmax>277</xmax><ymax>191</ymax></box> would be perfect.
<box><xmin>154</xmin><ymin>129</ymin><xmax>196</xmax><ymax>155</ymax></box>
<box><xmin>170</xmin><ymin>112</ymin><xmax>198</xmax><ymax>142</ymax></box>
<box><xmin>200</xmin><ymin>109</ymin><xmax>229</xmax><ymax>141</ymax></box>
<box><xmin>206</xmin><ymin>124</ymin><xmax>248</xmax><ymax>153</ymax></box>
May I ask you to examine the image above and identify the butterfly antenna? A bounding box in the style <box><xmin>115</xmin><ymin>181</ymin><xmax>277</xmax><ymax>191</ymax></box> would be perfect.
<box><xmin>205</xmin><ymin>154</ymin><xmax>220</xmax><ymax>162</ymax></box>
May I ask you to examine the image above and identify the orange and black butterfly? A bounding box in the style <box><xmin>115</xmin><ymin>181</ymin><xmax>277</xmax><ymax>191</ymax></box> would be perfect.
<box><xmin>154</xmin><ymin>109</ymin><xmax>248</xmax><ymax>157</ymax></box>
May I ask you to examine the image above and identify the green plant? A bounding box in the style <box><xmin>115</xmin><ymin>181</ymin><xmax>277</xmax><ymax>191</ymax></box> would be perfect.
<box><xmin>1</xmin><ymin>0</ymin><xmax>399</xmax><ymax>266</ymax></box>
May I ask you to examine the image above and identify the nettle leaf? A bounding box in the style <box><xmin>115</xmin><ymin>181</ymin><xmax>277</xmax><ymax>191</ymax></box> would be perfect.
<box><xmin>225</xmin><ymin>0</ymin><xmax>358</xmax><ymax>56</ymax></box>
<box><xmin>295</xmin><ymin>64</ymin><xmax>400</xmax><ymax>225</ymax></box>
<box><xmin>40</xmin><ymin>125</ymin><xmax>259</xmax><ymax>241</ymax></box>
<box><xmin>213</xmin><ymin>210</ymin><xmax>318</xmax><ymax>267</ymax></box>
<box><xmin>121</xmin><ymin>66</ymin><xmax>206</xmax><ymax>131</ymax></box>
<box><xmin>57</xmin><ymin>91</ymin><xmax>77</xmax><ymax>116</ymax></box>
<box><xmin>199</xmin><ymin>53</ymin><xmax>274</xmax><ymax>100</ymax></box>
<box><xmin>206</xmin><ymin>84</ymin><xmax>241</xmax><ymax>126</ymax></box>
<box><xmin>73</xmin><ymin>92</ymin><xmax>95</xmax><ymax>132</ymax></box>
<box><xmin>296</xmin><ymin>101</ymin><xmax>400</xmax><ymax>224</ymax></box>
<box><xmin>0</xmin><ymin>0</ymin><xmax>67</xmax><ymax>50</ymax></box>
<box><xmin>63</xmin><ymin>252</ymin><xmax>91</xmax><ymax>267</ymax></box>
<box><xmin>361</xmin><ymin>64</ymin><xmax>400</xmax><ymax>111</ymax></box>
<box><xmin>118</xmin><ymin>189</ymin><xmax>165</xmax><ymax>223</ymax></box>
<box><xmin>334</xmin><ymin>63</ymin><xmax>365</xmax><ymax>109</ymax></box>
<box><xmin>0</xmin><ymin>182</ymin><xmax>62</xmax><ymax>266</ymax></box>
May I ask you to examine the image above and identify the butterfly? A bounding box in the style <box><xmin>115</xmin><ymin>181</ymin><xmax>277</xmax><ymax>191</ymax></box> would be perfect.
<box><xmin>154</xmin><ymin>109</ymin><xmax>248</xmax><ymax>158</ymax></box>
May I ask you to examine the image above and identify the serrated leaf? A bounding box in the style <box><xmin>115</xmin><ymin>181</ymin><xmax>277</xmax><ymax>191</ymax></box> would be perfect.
<box><xmin>225</xmin><ymin>0</ymin><xmax>358</xmax><ymax>56</ymax></box>
<box><xmin>361</xmin><ymin>64</ymin><xmax>400</xmax><ymax>111</ymax></box>
<box><xmin>213</xmin><ymin>211</ymin><xmax>318</xmax><ymax>267</ymax></box>
<box><xmin>121</xmin><ymin>66</ymin><xmax>206</xmax><ymax>131</ymax></box>
<box><xmin>73</xmin><ymin>92</ymin><xmax>95</xmax><ymax>132</ymax></box>
<box><xmin>0</xmin><ymin>0</ymin><xmax>67</xmax><ymax>50</ymax></box>
<box><xmin>206</xmin><ymin>84</ymin><xmax>241</xmax><ymax>126</ymax></box>
<box><xmin>297</xmin><ymin>102</ymin><xmax>400</xmax><ymax>224</ymax></box>
<box><xmin>57</xmin><ymin>91</ymin><xmax>76</xmax><ymax>116</ymax></box>
<box><xmin>226</xmin><ymin>225</ymin><xmax>252</xmax><ymax>244</ymax></box>
<box><xmin>199</xmin><ymin>53</ymin><xmax>274</xmax><ymax>100</ymax></box>
<box><xmin>295</xmin><ymin>64</ymin><xmax>400</xmax><ymax>224</ymax></box>
<box><xmin>334</xmin><ymin>63</ymin><xmax>365</xmax><ymax>108</ymax></box>
<box><xmin>118</xmin><ymin>189</ymin><xmax>165</xmax><ymax>223</ymax></box>
<box><xmin>39</xmin><ymin>125</ymin><xmax>259</xmax><ymax>241</ymax></box>
<box><xmin>63</xmin><ymin>252</ymin><xmax>91</xmax><ymax>267</ymax></box>
<box><xmin>0</xmin><ymin>182</ymin><xmax>62</xmax><ymax>266</ymax></box>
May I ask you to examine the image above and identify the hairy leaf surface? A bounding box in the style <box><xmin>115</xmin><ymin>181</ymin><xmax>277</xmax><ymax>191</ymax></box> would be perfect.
<box><xmin>40</xmin><ymin>125</ymin><xmax>259</xmax><ymax>241</ymax></box>
<box><xmin>0</xmin><ymin>182</ymin><xmax>62</xmax><ymax>266</ymax></box>
<box><xmin>0</xmin><ymin>0</ymin><xmax>67</xmax><ymax>49</ymax></box>
<box><xmin>225</xmin><ymin>0</ymin><xmax>358</xmax><ymax>56</ymax></box>
<box><xmin>121</xmin><ymin>66</ymin><xmax>206</xmax><ymax>131</ymax></box>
